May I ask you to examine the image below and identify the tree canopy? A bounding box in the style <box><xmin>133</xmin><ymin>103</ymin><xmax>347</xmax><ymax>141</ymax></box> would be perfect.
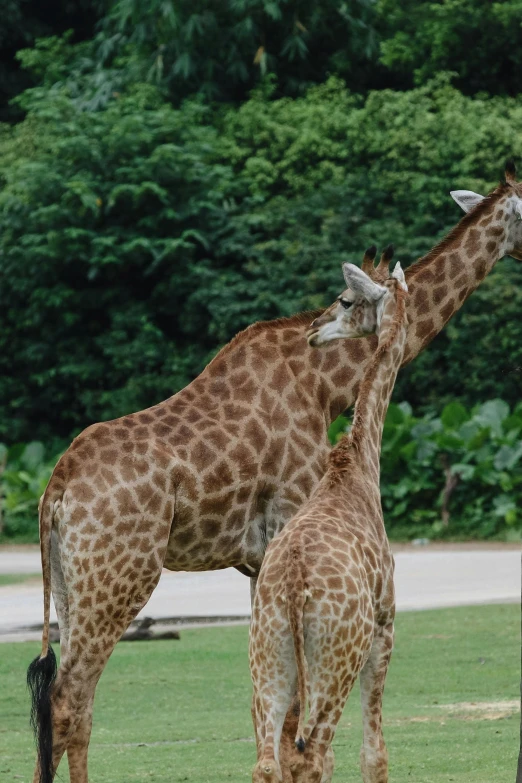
<box><xmin>1</xmin><ymin>75</ymin><xmax>522</xmax><ymax>443</ymax></box>
<box><xmin>2</xmin><ymin>1</ymin><xmax>522</xmax><ymax>541</ymax></box>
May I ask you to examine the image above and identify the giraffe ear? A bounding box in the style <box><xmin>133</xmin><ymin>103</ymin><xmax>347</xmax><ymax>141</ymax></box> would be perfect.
<box><xmin>450</xmin><ymin>190</ymin><xmax>485</xmax><ymax>213</ymax></box>
<box><xmin>342</xmin><ymin>263</ymin><xmax>387</xmax><ymax>302</ymax></box>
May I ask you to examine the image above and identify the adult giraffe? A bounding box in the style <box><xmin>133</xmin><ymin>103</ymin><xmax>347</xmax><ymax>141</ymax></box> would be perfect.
<box><xmin>28</xmin><ymin>162</ymin><xmax>522</xmax><ymax>783</ymax></box>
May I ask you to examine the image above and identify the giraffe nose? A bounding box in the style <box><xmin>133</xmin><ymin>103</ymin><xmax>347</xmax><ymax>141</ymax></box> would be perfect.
<box><xmin>309</xmin><ymin>312</ymin><xmax>330</xmax><ymax>331</ymax></box>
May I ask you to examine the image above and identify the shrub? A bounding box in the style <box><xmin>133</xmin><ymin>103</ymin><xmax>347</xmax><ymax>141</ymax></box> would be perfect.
<box><xmin>0</xmin><ymin>441</ymin><xmax>60</xmax><ymax>540</ymax></box>
<box><xmin>330</xmin><ymin>399</ymin><xmax>522</xmax><ymax>540</ymax></box>
<box><xmin>3</xmin><ymin>76</ymin><xmax>522</xmax><ymax>443</ymax></box>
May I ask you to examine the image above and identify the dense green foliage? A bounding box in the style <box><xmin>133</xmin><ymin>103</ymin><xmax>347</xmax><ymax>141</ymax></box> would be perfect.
<box><xmin>332</xmin><ymin>399</ymin><xmax>522</xmax><ymax>541</ymax></box>
<box><xmin>1</xmin><ymin>1</ymin><xmax>521</xmax><ymax>541</ymax></box>
<box><xmin>102</xmin><ymin>0</ymin><xmax>379</xmax><ymax>103</ymax></box>
<box><xmin>0</xmin><ymin>441</ymin><xmax>58</xmax><ymax>540</ymax></box>
<box><xmin>0</xmin><ymin>1</ymin><xmax>100</xmax><ymax>121</ymax></box>
<box><xmin>2</xmin><ymin>76</ymin><xmax>522</xmax><ymax>445</ymax></box>
<box><xmin>377</xmin><ymin>0</ymin><xmax>522</xmax><ymax>96</ymax></box>
<box><xmin>8</xmin><ymin>0</ymin><xmax>521</xmax><ymax>110</ymax></box>
<box><xmin>0</xmin><ymin>84</ymin><xmax>227</xmax><ymax>440</ymax></box>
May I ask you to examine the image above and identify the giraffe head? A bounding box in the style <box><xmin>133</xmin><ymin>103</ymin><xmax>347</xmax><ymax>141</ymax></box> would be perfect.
<box><xmin>451</xmin><ymin>159</ymin><xmax>522</xmax><ymax>260</ymax></box>
<box><xmin>307</xmin><ymin>245</ymin><xmax>407</xmax><ymax>347</ymax></box>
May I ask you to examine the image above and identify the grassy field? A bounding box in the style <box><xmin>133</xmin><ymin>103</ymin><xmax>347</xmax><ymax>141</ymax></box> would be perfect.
<box><xmin>0</xmin><ymin>573</ymin><xmax>41</xmax><ymax>587</ymax></box>
<box><xmin>0</xmin><ymin>604</ymin><xmax>518</xmax><ymax>782</ymax></box>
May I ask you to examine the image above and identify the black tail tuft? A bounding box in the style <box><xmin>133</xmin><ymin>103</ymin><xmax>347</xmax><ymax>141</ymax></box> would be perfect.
<box><xmin>27</xmin><ymin>646</ymin><xmax>57</xmax><ymax>783</ymax></box>
<box><xmin>295</xmin><ymin>736</ymin><xmax>306</xmax><ymax>753</ymax></box>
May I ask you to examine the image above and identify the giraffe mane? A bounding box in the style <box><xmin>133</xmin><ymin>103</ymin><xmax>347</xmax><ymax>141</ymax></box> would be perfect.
<box><xmin>405</xmin><ymin>181</ymin><xmax>510</xmax><ymax>280</ymax></box>
<box><xmin>327</xmin><ymin>286</ymin><xmax>408</xmax><ymax>480</ymax></box>
<box><xmin>206</xmin><ymin>309</ymin><xmax>323</xmax><ymax>368</ymax></box>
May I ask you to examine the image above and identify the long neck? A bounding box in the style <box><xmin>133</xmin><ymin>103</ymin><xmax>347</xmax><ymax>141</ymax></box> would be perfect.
<box><xmin>329</xmin><ymin>289</ymin><xmax>408</xmax><ymax>485</ymax></box>
<box><xmin>401</xmin><ymin>185</ymin><xmax>512</xmax><ymax>363</ymax></box>
<box><xmin>188</xmin><ymin>187</ymin><xmax>512</xmax><ymax>436</ymax></box>
<box><xmin>316</xmin><ymin>185</ymin><xmax>515</xmax><ymax>419</ymax></box>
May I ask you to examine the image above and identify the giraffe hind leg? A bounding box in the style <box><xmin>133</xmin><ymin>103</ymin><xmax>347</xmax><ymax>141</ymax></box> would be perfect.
<box><xmin>31</xmin><ymin>556</ymin><xmax>166</xmax><ymax>781</ymax></box>
<box><xmin>359</xmin><ymin>622</ymin><xmax>394</xmax><ymax>783</ymax></box>
<box><xmin>37</xmin><ymin>593</ymin><xmax>156</xmax><ymax>783</ymax></box>
<box><xmin>65</xmin><ymin>694</ymin><xmax>94</xmax><ymax>783</ymax></box>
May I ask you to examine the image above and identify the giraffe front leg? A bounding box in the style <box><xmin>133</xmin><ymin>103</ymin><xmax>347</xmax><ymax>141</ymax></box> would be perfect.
<box><xmin>359</xmin><ymin>622</ymin><xmax>394</xmax><ymax>783</ymax></box>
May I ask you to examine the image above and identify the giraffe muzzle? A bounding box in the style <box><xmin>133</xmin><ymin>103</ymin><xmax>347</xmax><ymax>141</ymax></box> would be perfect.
<box><xmin>306</xmin><ymin>328</ymin><xmax>323</xmax><ymax>347</ymax></box>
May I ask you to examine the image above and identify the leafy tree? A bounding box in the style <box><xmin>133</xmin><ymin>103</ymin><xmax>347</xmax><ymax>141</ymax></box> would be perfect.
<box><xmin>0</xmin><ymin>1</ymin><xmax>102</xmax><ymax>121</ymax></box>
<box><xmin>2</xmin><ymin>76</ymin><xmax>522</xmax><ymax>444</ymax></box>
<box><xmin>100</xmin><ymin>0</ymin><xmax>379</xmax><ymax>103</ymax></box>
<box><xmin>377</xmin><ymin>0</ymin><xmax>522</xmax><ymax>96</ymax></box>
<box><xmin>0</xmin><ymin>83</ymin><xmax>230</xmax><ymax>441</ymax></box>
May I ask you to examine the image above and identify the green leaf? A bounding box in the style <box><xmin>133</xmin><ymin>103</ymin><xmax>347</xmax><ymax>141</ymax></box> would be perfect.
<box><xmin>451</xmin><ymin>463</ymin><xmax>475</xmax><ymax>481</ymax></box>
<box><xmin>494</xmin><ymin>443</ymin><xmax>522</xmax><ymax>471</ymax></box>
<box><xmin>441</xmin><ymin>401</ymin><xmax>468</xmax><ymax>430</ymax></box>
<box><xmin>474</xmin><ymin>399</ymin><xmax>510</xmax><ymax>437</ymax></box>
<box><xmin>385</xmin><ymin>403</ymin><xmax>406</xmax><ymax>426</ymax></box>
<box><xmin>21</xmin><ymin>442</ymin><xmax>45</xmax><ymax>471</ymax></box>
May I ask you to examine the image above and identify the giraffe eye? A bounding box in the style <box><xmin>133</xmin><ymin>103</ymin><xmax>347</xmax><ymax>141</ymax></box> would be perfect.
<box><xmin>339</xmin><ymin>299</ymin><xmax>352</xmax><ymax>310</ymax></box>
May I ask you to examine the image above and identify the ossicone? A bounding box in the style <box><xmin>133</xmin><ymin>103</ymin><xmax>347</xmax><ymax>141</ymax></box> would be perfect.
<box><xmin>361</xmin><ymin>245</ymin><xmax>378</xmax><ymax>274</ymax></box>
<box><xmin>505</xmin><ymin>158</ymin><xmax>517</xmax><ymax>185</ymax></box>
<box><xmin>382</xmin><ymin>244</ymin><xmax>394</xmax><ymax>262</ymax></box>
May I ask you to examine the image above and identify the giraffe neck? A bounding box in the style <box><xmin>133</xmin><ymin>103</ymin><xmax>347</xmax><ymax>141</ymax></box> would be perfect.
<box><xmin>315</xmin><ymin>183</ymin><xmax>517</xmax><ymax>421</ymax></box>
<box><xmin>328</xmin><ymin>288</ymin><xmax>408</xmax><ymax>485</ymax></box>
<box><xmin>173</xmin><ymin>189</ymin><xmax>514</xmax><ymax>439</ymax></box>
<box><xmin>401</xmin><ymin>184</ymin><xmax>513</xmax><ymax>362</ymax></box>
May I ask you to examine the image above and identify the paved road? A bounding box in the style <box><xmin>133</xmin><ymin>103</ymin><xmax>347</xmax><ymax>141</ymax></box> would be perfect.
<box><xmin>0</xmin><ymin>548</ymin><xmax>519</xmax><ymax>638</ymax></box>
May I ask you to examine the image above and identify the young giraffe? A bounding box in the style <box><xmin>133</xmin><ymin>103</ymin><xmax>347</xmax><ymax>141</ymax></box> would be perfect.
<box><xmin>28</xmin><ymin>162</ymin><xmax>522</xmax><ymax>783</ymax></box>
<box><xmin>250</xmin><ymin>249</ymin><xmax>408</xmax><ymax>783</ymax></box>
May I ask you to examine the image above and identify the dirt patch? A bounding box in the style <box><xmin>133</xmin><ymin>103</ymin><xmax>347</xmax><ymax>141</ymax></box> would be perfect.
<box><xmin>437</xmin><ymin>700</ymin><xmax>520</xmax><ymax>720</ymax></box>
<box><xmin>418</xmin><ymin>634</ymin><xmax>454</xmax><ymax>640</ymax></box>
<box><xmin>390</xmin><ymin>700</ymin><xmax>519</xmax><ymax>726</ymax></box>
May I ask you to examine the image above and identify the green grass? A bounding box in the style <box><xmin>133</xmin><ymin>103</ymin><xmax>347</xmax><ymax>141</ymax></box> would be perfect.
<box><xmin>0</xmin><ymin>605</ymin><xmax>518</xmax><ymax>782</ymax></box>
<box><xmin>0</xmin><ymin>573</ymin><xmax>41</xmax><ymax>587</ymax></box>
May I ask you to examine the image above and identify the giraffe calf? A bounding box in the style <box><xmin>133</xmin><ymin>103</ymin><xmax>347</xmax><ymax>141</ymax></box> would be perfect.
<box><xmin>250</xmin><ymin>247</ymin><xmax>408</xmax><ymax>783</ymax></box>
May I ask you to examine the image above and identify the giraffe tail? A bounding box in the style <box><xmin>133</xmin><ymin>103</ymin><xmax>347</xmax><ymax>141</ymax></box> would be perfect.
<box><xmin>286</xmin><ymin>545</ymin><xmax>308</xmax><ymax>753</ymax></box>
<box><xmin>27</xmin><ymin>491</ymin><xmax>57</xmax><ymax>783</ymax></box>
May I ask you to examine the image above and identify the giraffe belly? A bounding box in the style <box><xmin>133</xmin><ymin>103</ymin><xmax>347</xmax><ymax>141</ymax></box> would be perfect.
<box><xmin>162</xmin><ymin>494</ymin><xmax>302</xmax><ymax>573</ymax></box>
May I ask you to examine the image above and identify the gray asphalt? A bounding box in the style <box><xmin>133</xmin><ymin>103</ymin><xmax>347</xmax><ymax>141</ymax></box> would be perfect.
<box><xmin>0</xmin><ymin>547</ymin><xmax>519</xmax><ymax>640</ymax></box>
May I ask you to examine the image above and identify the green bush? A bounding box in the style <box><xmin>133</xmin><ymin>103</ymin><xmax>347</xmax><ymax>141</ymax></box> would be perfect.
<box><xmin>331</xmin><ymin>399</ymin><xmax>522</xmax><ymax>541</ymax></box>
<box><xmin>0</xmin><ymin>83</ymin><xmax>229</xmax><ymax>442</ymax></box>
<box><xmin>0</xmin><ymin>441</ymin><xmax>60</xmax><ymax>540</ymax></box>
<box><xmin>2</xmin><ymin>76</ymin><xmax>522</xmax><ymax>443</ymax></box>
<box><xmin>377</xmin><ymin>0</ymin><xmax>522</xmax><ymax>97</ymax></box>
